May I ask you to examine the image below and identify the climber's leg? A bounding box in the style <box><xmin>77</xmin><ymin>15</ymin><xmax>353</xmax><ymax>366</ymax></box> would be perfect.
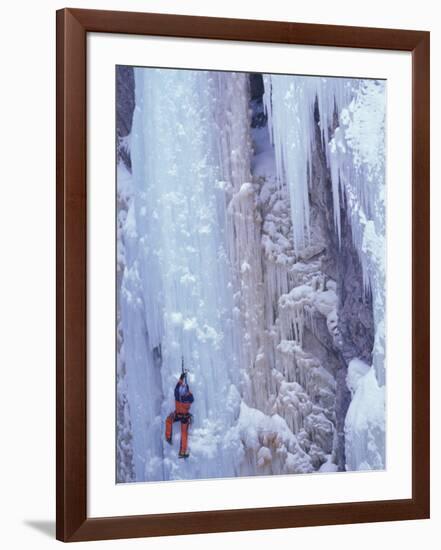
<box><xmin>165</xmin><ymin>412</ymin><xmax>175</xmax><ymax>444</ymax></box>
<box><xmin>178</xmin><ymin>417</ymin><xmax>190</xmax><ymax>457</ymax></box>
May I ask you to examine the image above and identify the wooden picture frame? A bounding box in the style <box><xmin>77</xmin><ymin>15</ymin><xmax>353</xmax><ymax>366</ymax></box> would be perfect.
<box><xmin>56</xmin><ymin>7</ymin><xmax>430</xmax><ymax>542</ymax></box>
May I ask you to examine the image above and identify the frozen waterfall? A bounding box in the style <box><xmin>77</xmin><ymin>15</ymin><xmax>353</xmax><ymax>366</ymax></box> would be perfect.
<box><xmin>262</xmin><ymin>74</ymin><xmax>386</xmax><ymax>470</ymax></box>
<box><xmin>121</xmin><ymin>69</ymin><xmax>245</xmax><ymax>481</ymax></box>
<box><xmin>117</xmin><ymin>67</ymin><xmax>386</xmax><ymax>482</ymax></box>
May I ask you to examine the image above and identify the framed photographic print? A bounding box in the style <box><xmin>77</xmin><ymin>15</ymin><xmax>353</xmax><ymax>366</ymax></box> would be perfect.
<box><xmin>56</xmin><ymin>8</ymin><xmax>430</xmax><ymax>542</ymax></box>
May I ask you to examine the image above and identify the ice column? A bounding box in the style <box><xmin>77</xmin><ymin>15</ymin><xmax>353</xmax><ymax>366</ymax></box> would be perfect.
<box><xmin>121</xmin><ymin>69</ymin><xmax>242</xmax><ymax>481</ymax></box>
<box><xmin>214</xmin><ymin>72</ymin><xmax>271</xmax><ymax>411</ymax></box>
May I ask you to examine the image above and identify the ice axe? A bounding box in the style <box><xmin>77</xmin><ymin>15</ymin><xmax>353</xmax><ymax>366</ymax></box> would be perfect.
<box><xmin>181</xmin><ymin>356</ymin><xmax>189</xmax><ymax>386</ymax></box>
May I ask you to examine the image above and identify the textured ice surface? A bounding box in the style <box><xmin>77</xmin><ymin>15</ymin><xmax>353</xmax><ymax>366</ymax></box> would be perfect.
<box><xmin>263</xmin><ymin>75</ymin><xmax>386</xmax><ymax>469</ymax></box>
<box><xmin>345</xmin><ymin>360</ymin><xmax>385</xmax><ymax>471</ymax></box>
<box><xmin>117</xmin><ymin>69</ymin><xmax>386</xmax><ymax>482</ymax></box>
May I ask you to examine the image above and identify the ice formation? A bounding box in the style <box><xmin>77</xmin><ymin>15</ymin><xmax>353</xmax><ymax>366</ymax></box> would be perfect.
<box><xmin>116</xmin><ymin>67</ymin><xmax>386</xmax><ymax>482</ymax></box>
<box><xmin>344</xmin><ymin>359</ymin><xmax>385</xmax><ymax>470</ymax></box>
<box><xmin>262</xmin><ymin>75</ymin><xmax>386</xmax><ymax>469</ymax></box>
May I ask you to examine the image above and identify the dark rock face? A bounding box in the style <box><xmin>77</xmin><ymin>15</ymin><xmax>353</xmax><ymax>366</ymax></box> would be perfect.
<box><xmin>116</xmin><ymin>65</ymin><xmax>135</xmax><ymax>170</ymax></box>
<box><xmin>307</xmin><ymin>98</ymin><xmax>375</xmax><ymax>470</ymax></box>
<box><xmin>249</xmin><ymin>74</ymin><xmax>267</xmax><ymax>129</ymax></box>
<box><xmin>303</xmin><ymin>318</ymin><xmax>341</xmax><ymax>375</ymax></box>
<box><xmin>311</xmin><ymin>99</ymin><xmax>374</xmax><ymax>365</ymax></box>
<box><xmin>333</xmin><ymin>364</ymin><xmax>351</xmax><ymax>470</ymax></box>
<box><xmin>116</xmin><ymin>65</ymin><xmax>136</xmax><ymax>482</ymax></box>
<box><xmin>250</xmin><ymin>73</ymin><xmax>265</xmax><ymax>101</ymax></box>
<box><xmin>332</xmin><ymin>192</ymin><xmax>374</xmax><ymax>471</ymax></box>
<box><xmin>338</xmin><ymin>213</ymin><xmax>375</xmax><ymax>364</ymax></box>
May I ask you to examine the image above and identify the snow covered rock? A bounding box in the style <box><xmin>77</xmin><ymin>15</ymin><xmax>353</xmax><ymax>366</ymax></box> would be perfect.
<box><xmin>344</xmin><ymin>359</ymin><xmax>385</xmax><ymax>471</ymax></box>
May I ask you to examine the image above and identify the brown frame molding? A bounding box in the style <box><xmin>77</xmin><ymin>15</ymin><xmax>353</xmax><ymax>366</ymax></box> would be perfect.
<box><xmin>56</xmin><ymin>7</ymin><xmax>430</xmax><ymax>542</ymax></box>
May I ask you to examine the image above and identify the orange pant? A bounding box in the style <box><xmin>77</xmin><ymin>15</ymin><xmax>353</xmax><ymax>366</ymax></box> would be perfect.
<box><xmin>165</xmin><ymin>412</ymin><xmax>190</xmax><ymax>453</ymax></box>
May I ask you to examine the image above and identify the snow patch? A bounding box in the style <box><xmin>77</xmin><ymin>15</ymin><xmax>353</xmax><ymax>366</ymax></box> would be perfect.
<box><xmin>345</xmin><ymin>363</ymin><xmax>385</xmax><ymax>471</ymax></box>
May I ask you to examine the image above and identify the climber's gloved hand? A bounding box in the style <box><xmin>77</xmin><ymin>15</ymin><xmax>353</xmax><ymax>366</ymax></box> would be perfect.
<box><xmin>179</xmin><ymin>373</ymin><xmax>186</xmax><ymax>381</ymax></box>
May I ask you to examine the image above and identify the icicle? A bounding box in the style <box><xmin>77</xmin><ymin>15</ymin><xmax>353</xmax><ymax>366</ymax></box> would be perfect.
<box><xmin>262</xmin><ymin>75</ymin><xmax>361</xmax><ymax>252</ymax></box>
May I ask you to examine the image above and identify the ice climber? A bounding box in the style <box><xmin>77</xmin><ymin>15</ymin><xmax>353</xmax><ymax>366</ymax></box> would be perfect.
<box><xmin>165</xmin><ymin>369</ymin><xmax>194</xmax><ymax>458</ymax></box>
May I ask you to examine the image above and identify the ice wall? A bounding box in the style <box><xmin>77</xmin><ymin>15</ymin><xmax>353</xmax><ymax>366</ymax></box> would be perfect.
<box><xmin>120</xmin><ymin>68</ymin><xmax>249</xmax><ymax>481</ymax></box>
<box><xmin>118</xmin><ymin>68</ymin><xmax>319</xmax><ymax>482</ymax></box>
<box><xmin>117</xmin><ymin>68</ymin><xmax>386</xmax><ymax>481</ymax></box>
<box><xmin>263</xmin><ymin>75</ymin><xmax>386</xmax><ymax>469</ymax></box>
<box><xmin>213</xmin><ymin>73</ymin><xmax>270</xmax><ymax>410</ymax></box>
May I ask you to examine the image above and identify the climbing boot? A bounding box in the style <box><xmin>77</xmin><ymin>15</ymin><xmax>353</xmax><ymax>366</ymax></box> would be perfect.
<box><xmin>178</xmin><ymin>450</ymin><xmax>189</xmax><ymax>459</ymax></box>
<box><xmin>166</xmin><ymin>436</ymin><xmax>172</xmax><ymax>445</ymax></box>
